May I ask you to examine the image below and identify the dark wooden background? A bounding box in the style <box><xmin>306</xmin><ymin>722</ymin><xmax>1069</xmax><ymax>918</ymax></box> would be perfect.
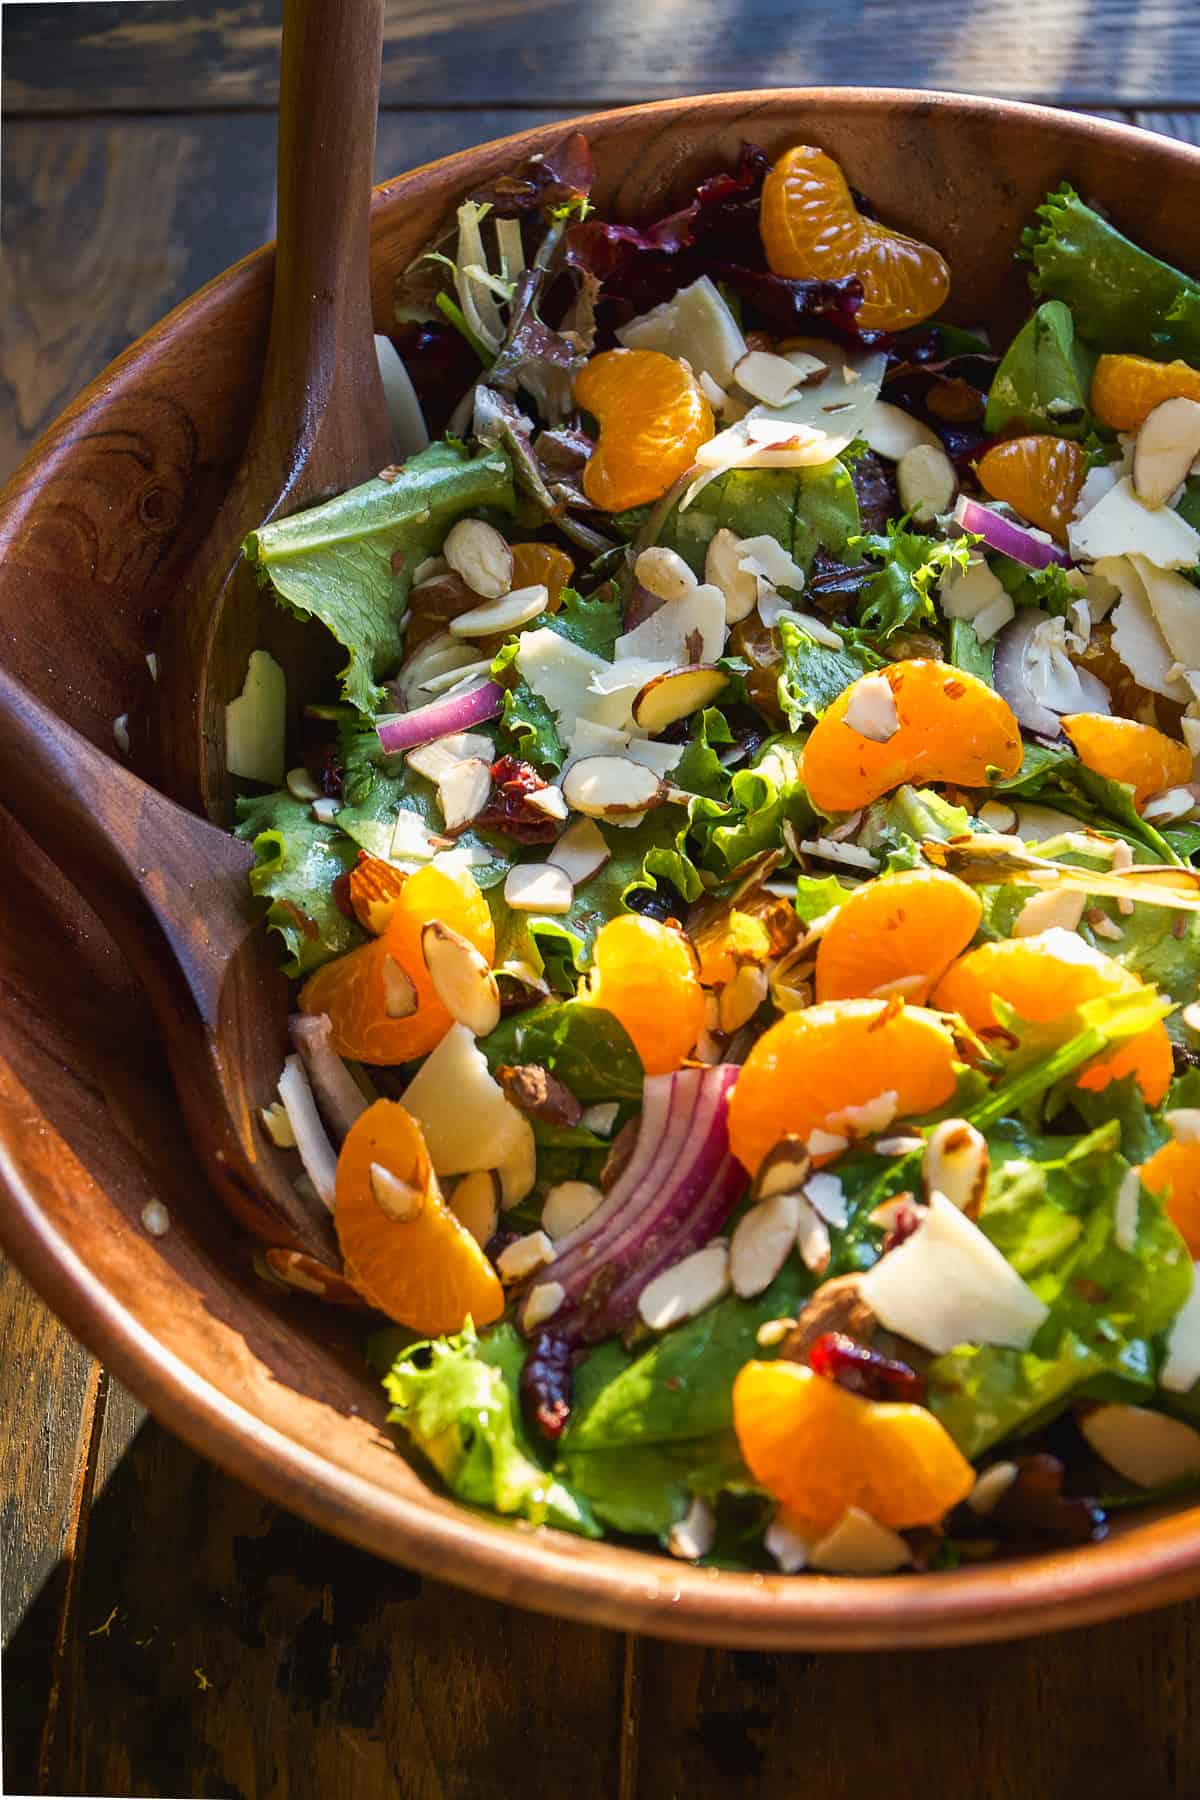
<box><xmin>4</xmin><ymin>5</ymin><xmax>1200</xmax><ymax>1796</ymax></box>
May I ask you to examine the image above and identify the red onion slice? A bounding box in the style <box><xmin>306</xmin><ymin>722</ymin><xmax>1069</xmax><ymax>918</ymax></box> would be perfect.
<box><xmin>377</xmin><ymin>680</ymin><xmax>503</xmax><ymax>753</ymax></box>
<box><xmin>954</xmin><ymin>495</ymin><xmax>1072</xmax><ymax>571</ymax></box>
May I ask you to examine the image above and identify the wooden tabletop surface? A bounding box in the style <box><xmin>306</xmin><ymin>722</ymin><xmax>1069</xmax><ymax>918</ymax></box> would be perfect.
<box><xmin>5</xmin><ymin>6</ymin><xmax>1200</xmax><ymax>1795</ymax></box>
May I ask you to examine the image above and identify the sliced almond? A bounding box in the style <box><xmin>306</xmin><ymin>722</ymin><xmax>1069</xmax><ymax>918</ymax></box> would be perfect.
<box><xmin>562</xmin><ymin>756</ymin><xmax>664</xmax><ymax>818</ymax></box>
<box><xmin>580</xmin><ymin>1100</ymin><xmax>619</xmax><ymax>1137</ymax></box>
<box><xmin>418</xmin><ymin>659</ymin><xmax>494</xmax><ymax>695</ymax></box>
<box><xmin>634</xmin><ymin>545</ymin><xmax>698</xmax><ymax>602</ymax></box>
<box><xmin>795</xmin><ymin>1196</ymin><xmax>832</xmax><ymax>1274</ymax></box>
<box><xmin>842</xmin><ymin>673</ymin><xmax>900</xmax><ymax>743</ymax></box>
<box><xmin>1012</xmin><ymin>887</ymin><xmax>1086</xmax><ymax>936</ymax></box>
<box><xmin>614</xmin><ymin>581</ymin><xmax>727</xmax><ymax>667</ymax></box>
<box><xmin>405</xmin><ymin>730</ymin><xmax>495</xmax><ymax>783</ymax></box>
<box><xmin>541</xmin><ymin>1179</ymin><xmax>604</xmax><ymax>1240</ymax></box>
<box><xmin>631</xmin><ymin>664</ymin><xmax>730</xmax><ymax>734</ymax></box>
<box><xmin>525</xmin><ymin>784</ymin><xmax>569</xmax><ymax>821</ymax></box>
<box><xmin>667</xmin><ymin>1495</ymin><xmax>717</xmax><ymax>1562</ymax></box>
<box><xmin>704</xmin><ymin>526</ymin><xmax>758</xmax><ymax>623</ymax></box>
<box><xmin>391</xmin><ymin>806</ymin><xmax>442</xmax><ymax>863</ymax></box>
<box><xmin>754</xmin><ymin>1137</ymin><xmax>813</xmax><ymax>1202</ymax></box>
<box><xmin>504</xmin><ymin>863</ymin><xmax>575</xmax><ymax>913</ymax></box>
<box><xmin>450</xmin><ymin>1168</ymin><xmax>501</xmax><ymax>1247</ymax></box>
<box><xmin>1167</xmin><ymin>1109</ymin><xmax>1200</xmax><ymax>1145</ymax></box>
<box><xmin>718</xmin><ymin>963</ymin><xmax>768</xmax><ymax>1034</ymax></box>
<box><xmin>977</xmin><ymin>800</ymin><xmax>1018</xmax><ymax>834</ymax></box>
<box><xmin>1133</xmin><ymin>397</ymin><xmax>1200</xmax><ymax>508</ymax></box>
<box><xmin>496</xmin><ymin>1113</ymin><xmax>537</xmax><ymax>1208</ymax></box>
<box><xmin>436</xmin><ymin>756</ymin><xmax>492</xmax><ymax>832</ymax></box>
<box><xmin>381</xmin><ymin>955</ymin><xmax>418</xmax><ymax>1018</ymax></box>
<box><xmin>495</xmin><ymin>1228</ymin><xmax>555</xmax><ymax>1282</ymax></box>
<box><xmin>637</xmin><ymin>1241</ymin><xmax>731</xmax><ymax>1331</ymax></box>
<box><xmin>730</xmin><ymin>1190</ymin><xmax>804</xmax><ymax>1298</ymax></box>
<box><xmin>764</xmin><ymin>1514</ymin><xmax>813</xmax><ymax>1573</ymax></box>
<box><xmin>421</xmin><ymin>919</ymin><xmax>501</xmax><ymax>1037</ymax></box>
<box><xmin>1142</xmin><ymin>784</ymin><xmax>1200</xmax><ymax>825</ymax></box>
<box><xmin>808</xmin><ymin>1508</ymin><xmax>910</xmax><ymax>1575</ymax></box>
<box><xmin>442</xmin><ymin>516</ymin><xmax>513</xmax><ymax>598</ymax></box>
<box><xmin>922</xmin><ymin>1118</ymin><xmax>989</xmax><ymax>1220</ymax></box>
<box><xmin>522</xmin><ymin>1280</ymin><xmax>567</xmax><ymax>1331</ymax></box>
<box><xmin>966</xmin><ymin>1461</ymin><xmax>1020</xmax><ymax>1516</ymax></box>
<box><xmin>861</xmin><ymin>399</ymin><xmax>942</xmax><ymax>461</ymax></box>
<box><xmin>547</xmin><ymin>816</ymin><xmax>611</xmax><ymax>886</ymax></box>
<box><xmin>804</xmin><ymin>1171</ymin><xmax>849</xmax><ymax>1228</ymax></box>
<box><xmin>369</xmin><ymin>1162</ymin><xmax>425</xmax><ymax>1221</ymax></box>
<box><xmin>1079</xmin><ymin>1402</ymin><xmax>1200</xmax><ymax>1488</ymax></box>
<box><xmin>733</xmin><ymin>347</ymin><xmax>811</xmax><ymax>407</ymax></box>
<box><xmin>897</xmin><ymin>442</ymin><xmax>957</xmax><ymax>521</ymax></box>
<box><xmin>449</xmin><ymin>583</ymin><xmax>548</xmax><ymax>638</ymax></box>
<box><xmin>286</xmin><ymin>766</ymin><xmax>321</xmax><ymax>801</ymax></box>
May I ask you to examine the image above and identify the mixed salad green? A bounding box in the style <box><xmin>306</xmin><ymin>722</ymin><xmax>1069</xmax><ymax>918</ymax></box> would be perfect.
<box><xmin>234</xmin><ymin>131</ymin><xmax>1200</xmax><ymax>1577</ymax></box>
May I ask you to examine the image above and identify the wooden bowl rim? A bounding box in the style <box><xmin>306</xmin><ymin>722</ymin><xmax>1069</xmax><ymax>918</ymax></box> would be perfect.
<box><xmin>5</xmin><ymin>87</ymin><xmax>1200</xmax><ymax>1649</ymax></box>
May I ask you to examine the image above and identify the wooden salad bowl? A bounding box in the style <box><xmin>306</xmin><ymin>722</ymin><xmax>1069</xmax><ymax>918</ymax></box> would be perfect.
<box><xmin>3</xmin><ymin>89</ymin><xmax>1200</xmax><ymax>1649</ymax></box>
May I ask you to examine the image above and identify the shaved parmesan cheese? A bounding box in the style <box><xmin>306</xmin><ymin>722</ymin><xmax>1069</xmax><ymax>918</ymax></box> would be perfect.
<box><xmin>615</xmin><ymin>275</ymin><xmax>748</xmax><ymax>387</ymax></box>
<box><xmin>973</xmin><ymin>593</ymin><xmax>1016</xmax><ymax>642</ymax></box>
<box><xmin>516</xmin><ymin>627</ymin><xmax>608</xmax><ymax>725</ymax></box>
<box><xmin>1068</xmin><ymin>476</ymin><xmax>1200</xmax><ymax>569</ymax></box>
<box><xmin>1130</xmin><ymin>553</ymin><xmax>1200</xmax><ymax>672</ymax></box>
<box><xmin>809</xmin><ymin>1508</ymin><xmax>911</xmax><ymax>1574</ymax></box>
<box><xmin>736</xmin><ymin>533</ymin><xmax>806</xmax><ymax>595</ymax></box>
<box><xmin>614</xmin><ymin>583</ymin><xmax>727</xmax><ymax>667</ymax></box>
<box><xmin>226</xmin><ymin>649</ymin><xmax>286</xmax><ymax>786</ymax></box>
<box><xmin>1101</xmin><ymin>556</ymin><xmax>1192</xmax><ymax>701</ymax></box>
<box><xmin>860</xmin><ymin>1192</ymin><xmax>1049</xmax><ymax>1354</ymax></box>
<box><xmin>843</xmin><ymin>674</ymin><xmax>900</xmax><ymax>744</ymax></box>
<box><xmin>402</xmin><ymin>1023</ymin><xmax>527</xmax><ymax>1176</ymax></box>
<box><xmin>939</xmin><ymin>552</ymin><xmax>1007</xmax><ymax>621</ymax></box>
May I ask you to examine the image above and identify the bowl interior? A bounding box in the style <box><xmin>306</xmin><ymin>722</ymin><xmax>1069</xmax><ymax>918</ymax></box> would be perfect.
<box><xmin>4</xmin><ymin>90</ymin><xmax>1200</xmax><ymax>1648</ymax></box>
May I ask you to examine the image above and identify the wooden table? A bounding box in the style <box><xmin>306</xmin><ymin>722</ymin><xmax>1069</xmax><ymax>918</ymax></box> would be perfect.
<box><xmin>4</xmin><ymin>6</ymin><xmax>1200</xmax><ymax>1794</ymax></box>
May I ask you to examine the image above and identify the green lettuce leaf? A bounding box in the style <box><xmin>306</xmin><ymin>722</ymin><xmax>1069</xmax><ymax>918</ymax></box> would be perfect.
<box><xmin>541</xmin><ymin>585</ymin><xmax>623</xmax><ymax>659</ymax></box>
<box><xmin>989</xmin><ymin>555</ymin><xmax>1079</xmax><ymax>615</ymax></box>
<box><xmin>1022</xmin><ymin>183</ymin><xmax>1200</xmax><ymax>361</ymax></box>
<box><xmin>652</xmin><ymin>461</ymin><xmax>861</xmax><ymax>581</ymax></box>
<box><xmin>948</xmin><ymin>618</ymin><xmax>994</xmax><ymax>686</ymax></box>
<box><xmin>928</xmin><ymin>1333</ymin><xmax>1143</xmax><ymax>1460</ymax></box>
<box><xmin>858</xmin><ymin>783</ymin><xmax>975</xmax><ymax>869</ymax></box>
<box><xmin>234</xmin><ymin>790</ymin><xmax>363</xmax><ymax>976</ymax></box>
<box><xmin>559</xmin><ymin>1432</ymin><xmax>751</xmax><ymax>1538</ymax></box>
<box><xmin>776</xmin><ymin>618</ymin><xmax>879</xmax><ymax>727</ymax></box>
<box><xmin>852</xmin><ymin>522</ymin><xmax>973</xmax><ymax>641</ymax></box>
<box><xmin>794</xmin><ymin>872</ymin><xmax>854</xmax><ymax>923</ymax></box>
<box><xmin>383</xmin><ymin>1323</ymin><xmax>599</xmax><ymax>1536</ymax></box>
<box><xmin>243</xmin><ymin>442</ymin><xmax>515</xmax><ymax>714</ymax></box>
<box><xmin>489</xmin><ymin>638</ymin><xmax>565</xmax><ymax>772</ymax></box>
<box><xmin>984</xmin><ymin>300</ymin><xmax>1095</xmax><ymax>439</ymax></box>
<box><xmin>696</xmin><ymin>734</ymin><xmax>816</xmax><ymax>873</ymax></box>
<box><xmin>480</xmin><ymin>998</ymin><xmax>643</xmax><ymax>1103</ymax></box>
<box><xmin>335</xmin><ymin>723</ymin><xmax>511</xmax><ymax>888</ymax></box>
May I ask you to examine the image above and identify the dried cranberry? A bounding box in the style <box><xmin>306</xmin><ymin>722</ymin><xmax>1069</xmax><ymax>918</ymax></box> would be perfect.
<box><xmin>808</xmin><ymin>1331</ymin><xmax>926</xmax><ymax>1403</ymax></box>
<box><xmin>476</xmin><ymin>754</ymin><xmax>561</xmax><ymax>845</ymax></box>
<box><xmin>985</xmin><ymin>1453</ymin><xmax>1105</xmax><ymax>1549</ymax></box>
<box><xmin>521</xmin><ymin>1332</ymin><xmax>577</xmax><ymax>1441</ymax></box>
<box><xmin>303</xmin><ymin>741</ymin><xmax>343</xmax><ymax>799</ymax></box>
<box><xmin>848</xmin><ymin>450</ymin><xmax>900</xmax><ymax>539</ymax></box>
<box><xmin>882</xmin><ymin>1202</ymin><xmax>923</xmax><ymax>1254</ymax></box>
<box><xmin>331</xmin><ymin>870</ymin><xmax>356</xmax><ymax>922</ymax></box>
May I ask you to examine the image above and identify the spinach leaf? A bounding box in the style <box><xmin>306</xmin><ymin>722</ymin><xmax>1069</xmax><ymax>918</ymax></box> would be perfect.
<box><xmin>480</xmin><ymin>999</ymin><xmax>644</xmax><ymax>1103</ymax></box>
<box><xmin>542</xmin><ymin>586</ymin><xmax>623</xmax><ymax>659</ymax></box>
<box><xmin>777</xmin><ymin>619</ymin><xmax>879</xmax><ymax>727</ymax></box>
<box><xmin>653</xmin><ymin>461</ymin><xmax>860</xmax><ymax>581</ymax></box>
<box><xmin>559</xmin><ymin>1432</ymin><xmax>751</xmax><ymax>1537</ymax></box>
<box><xmin>928</xmin><ymin>1333</ymin><xmax>1142</xmax><ymax>1459</ymax></box>
<box><xmin>235</xmin><ymin>790</ymin><xmax>364</xmax><ymax>976</ymax></box>
<box><xmin>244</xmin><ymin>442</ymin><xmax>515</xmax><ymax>715</ymax></box>
<box><xmin>383</xmin><ymin>1323</ymin><xmax>599</xmax><ymax>1537</ymax></box>
<box><xmin>948</xmin><ymin>618</ymin><xmax>994</xmax><ymax>686</ymax></box>
<box><xmin>1023</xmin><ymin>184</ymin><xmax>1200</xmax><ymax>361</ymax></box>
<box><xmin>984</xmin><ymin>300</ymin><xmax>1095</xmax><ymax>439</ymax></box>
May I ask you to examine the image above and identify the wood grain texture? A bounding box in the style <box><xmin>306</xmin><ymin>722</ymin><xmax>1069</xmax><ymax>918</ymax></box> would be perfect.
<box><xmin>3</xmin><ymin>0</ymin><xmax>1199</xmax><ymax>112</ymax></box>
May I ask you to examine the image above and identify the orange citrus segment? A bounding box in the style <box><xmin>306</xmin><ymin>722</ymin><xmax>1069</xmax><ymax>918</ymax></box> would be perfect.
<box><xmin>510</xmin><ymin>541</ymin><xmax>573</xmax><ymax>611</ymax></box>
<box><xmin>931</xmin><ymin>929</ymin><xmax>1171</xmax><ymax>1105</ymax></box>
<box><xmin>801</xmin><ymin>660</ymin><xmax>1022</xmax><ymax>813</ymax></box>
<box><xmin>759</xmin><ymin>145</ymin><xmax>950</xmax><ymax>331</ymax></box>
<box><xmin>975</xmin><ymin>434</ymin><xmax>1087</xmax><ymax>543</ymax></box>
<box><xmin>300</xmin><ymin>863</ymin><xmax>493</xmax><ymax>1064</ymax></box>
<box><xmin>814</xmin><ymin>868</ymin><xmax>982</xmax><ymax>1004</ymax></box>
<box><xmin>1061</xmin><ymin>713</ymin><xmax>1193</xmax><ymax>810</ymax></box>
<box><xmin>727</xmin><ymin>998</ymin><xmax>959</xmax><ymax>1175</ymax></box>
<box><xmin>576</xmin><ymin>348</ymin><xmax>714</xmax><ymax>511</ymax></box>
<box><xmin>732</xmin><ymin>1360</ymin><xmax>974</xmax><ymax>1533</ymax></box>
<box><xmin>1091</xmin><ymin>354</ymin><xmax>1200</xmax><ymax>432</ymax></box>
<box><xmin>585</xmin><ymin>914</ymin><xmax>705</xmax><ymax>1076</ymax></box>
<box><xmin>1140</xmin><ymin>1140</ymin><xmax>1200</xmax><ymax>1256</ymax></box>
<box><xmin>335</xmin><ymin>1100</ymin><xmax>503</xmax><ymax>1332</ymax></box>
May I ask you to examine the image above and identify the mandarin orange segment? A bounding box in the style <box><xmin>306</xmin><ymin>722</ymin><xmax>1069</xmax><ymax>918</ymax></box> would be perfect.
<box><xmin>1061</xmin><ymin>713</ymin><xmax>1193</xmax><ymax>810</ymax></box>
<box><xmin>801</xmin><ymin>660</ymin><xmax>1022</xmax><ymax>813</ymax></box>
<box><xmin>732</xmin><ymin>1360</ymin><xmax>974</xmax><ymax>1533</ymax></box>
<box><xmin>1140</xmin><ymin>1140</ymin><xmax>1200</xmax><ymax>1257</ymax></box>
<box><xmin>931</xmin><ymin>930</ymin><xmax>1171</xmax><ymax>1105</ymax></box>
<box><xmin>585</xmin><ymin>914</ymin><xmax>705</xmax><ymax>1076</ymax></box>
<box><xmin>814</xmin><ymin>868</ymin><xmax>983</xmax><ymax>1004</ymax></box>
<box><xmin>348</xmin><ymin>853</ymin><xmax>409</xmax><ymax>934</ymax></box>
<box><xmin>759</xmin><ymin>145</ymin><xmax>950</xmax><ymax>331</ymax></box>
<box><xmin>975</xmin><ymin>434</ymin><xmax>1087</xmax><ymax>543</ymax></box>
<box><xmin>576</xmin><ymin>348</ymin><xmax>714</xmax><ymax>512</ymax></box>
<box><xmin>727</xmin><ymin>998</ymin><xmax>959</xmax><ymax>1175</ymax></box>
<box><xmin>1091</xmin><ymin>354</ymin><xmax>1200</xmax><ymax>432</ymax></box>
<box><xmin>335</xmin><ymin>1100</ymin><xmax>503</xmax><ymax>1332</ymax></box>
<box><xmin>300</xmin><ymin>863</ymin><xmax>493</xmax><ymax>1064</ymax></box>
<box><xmin>510</xmin><ymin>541</ymin><xmax>573</xmax><ymax>611</ymax></box>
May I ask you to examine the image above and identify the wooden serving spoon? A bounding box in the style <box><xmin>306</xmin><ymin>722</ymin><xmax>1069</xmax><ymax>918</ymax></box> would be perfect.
<box><xmin>157</xmin><ymin>0</ymin><xmax>396</xmax><ymax>821</ymax></box>
<box><xmin>0</xmin><ymin>0</ymin><xmax>395</xmax><ymax>1263</ymax></box>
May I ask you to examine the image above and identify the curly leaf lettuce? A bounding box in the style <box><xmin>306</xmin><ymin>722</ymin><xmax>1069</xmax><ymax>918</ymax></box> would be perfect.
<box><xmin>234</xmin><ymin>790</ymin><xmax>363</xmax><ymax>976</ymax></box>
<box><xmin>776</xmin><ymin>619</ymin><xmax>879</xmax><ymax>727</ymax></box>
<box><xmin>852</xmin><ymin>522</ymin><xmax>972</xmax><ymax>641</ymax></box>
<box><xmin>243</xmin><ymin>442</ymin><xmax>514</xmax><ymax>714</ymax></box>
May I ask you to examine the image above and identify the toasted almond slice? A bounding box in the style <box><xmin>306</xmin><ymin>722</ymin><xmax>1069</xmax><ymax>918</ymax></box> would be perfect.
<box><xmin>922</xmin><ymin>1118</ymin><xmax>989</xmax><ymax>1220</ymax></box>
<box><xmin>547</xmin><ymin>816</ymin><xmax>611</xmax><ymax>886</ymax></box>
<box><xmin>795</xmin><ymin>1195</ymin><xmax>832</xmax><ymax>1274</ymax></box>
<box><xmin>1012</xmin><ymin>887</ymin><xmax>1087</xmax><ymax>936</ymax></box>
<box><xmin>418</xmin><ymin>659</ymin><xmax>494</xmax><ymax>694</ymax></box>
<box><xmin>421</xmin><ymin>919</ymin><xmax>501</xmax><ymax>1037</ymax></box>
<box><xmin>719</xmin><ymin>963</ymin><xmax>769</xmax><ymax>1034</ymax></box>
<box><xmin>730</xmin><ymin>1190</ymin><xmax>804</xmax><ymax>1297</ymax></box>
<box><xmin>525</xmin><ymin>783</ymin><xmax>569</xmax><ymax>821</ymax></box>
<box><xmin>808</xmin><ymin>1508</ymin><xmax>910</xmax><ymax>1574</ymax></box>
<box><xmin>436</xmin><ymin>756</ymin><xmax>492</xmax><ymax>832</ymax></box>
<box><xmin>405</xmin><ymin>730</ymin><xmax>495</xmax><ymax>784</ymax></box>
<box><xmin>897</xmin><ymin>442</ymin><xmax>957</xmax><ymax>521</ymax></box>
<box><xmin>733</xmin><ymin>347</ymin><xmax>811</xmax><ymax>407</ymax></box>
<box><xmin>843</xmin><ymin>672</ymin><xmax>900</xmax><ymax>743</ymax></box>
<box><xmin>504</xmin><ymin>863</ymin><xmax>575</xmax><ymax>913</ymax></box>
<box><xmin>496</xmin><ymin>1228</ymin><xmax>555</xmax><ymax>1282</ymax></box>
<box><xmin>522</xmin><ymin>1280</ymin><xmax>567</xmax><ymax>1331</ymax></box>
<box><xmin>634</xmin><ymin>545</ymin><xmax>698</xmax><ymax>602</ymax></box>
<box><xmin>286</xmin><ymin>765</ymin><xmax>321</xmax><ymax>801</ymax></box>
<box><xmin>977</xmin><ymin>800</ymin><xmax>1018</xmax><ymax>834</ymax></box>
<box><xmin>631</xmin><ymin>664</ymin><xmax>730</xmax><ymax>734</ymax></box>
<box><xmin>369</xmin><ymin>1162</ymin><xmax>425</xmax><ymax>1221</ymax></box>
<box><xmin>381</xmin><ymin>955</ymin><xmax>418</xmax><ymax>1018</ymax></box>
<box><xmin>966</xmin><ymin>1461</ymin><xmax>1020</xmax><ymax>1515</ymax></box>
<box><xmin>704</xmin><ymin>526</ymin><xmax>758</xmax><ymax>623</ymax></box>
<box><xmin>562</xmin><ymin>756</ymin><xmax>664</xmax><ymax>817</ymax></box>
<box><xmin>637</xmin><ymin>1241</ymin><xmax>731</xmax><ymax>1331</ymax></box>
<box><xmin>496</xmin><ymin>1115</ymin><xmax>537</xmax><ymax>1208</ymax></box>
<box><xmin>542</xmin><ymin>1179</ymin><xmax>605</xmax><ymax>1239</ymax></box>
<box><xmin>311</xmin><ymin>797</ymin><xmax>340</xmax><ymax>825</ymax></box>
<box><xmin>754</xmin><ymin>1136</ymin><xmax>813</xmax><ymax>1201</ymax></box>
<box><xmin>443</xmin><ymin>517</ymin><xmax>513</xmax><ymax>598</ymax></box>
<box><xmin>861</xmin><ymin>399</ymin><xmax>942</xmax><ymax>460</ymax></box>
<box><xmin>450</xmin><ymin>1168</ymin><xmax>501</xmax><ymax>1247</ymax></box>
<box><xmin>1079</xmin><ymin>1403</ymin><xmax>1200</xmax><ymax>1487</ymax></box>
<box><xmin>449</xmin><ymin>583</ymin><xmax>548</xmax><ymax>638</ymax></box>
<box><xmin>667</xmin><ymin>1495</ymin><xmax>717</xmax><ymax>1562</ymax></box>
<box><xmin>1133</xmin><ymin>397</ymin><xmax>1200</xmax><ymax>508</ymax></box>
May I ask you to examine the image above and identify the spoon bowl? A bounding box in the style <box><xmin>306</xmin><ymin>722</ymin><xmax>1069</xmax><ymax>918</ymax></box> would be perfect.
<box><xmin>4</xmin><ymin>91</ymin><xmax>1200</xmax><ymax>1646</ymax></box>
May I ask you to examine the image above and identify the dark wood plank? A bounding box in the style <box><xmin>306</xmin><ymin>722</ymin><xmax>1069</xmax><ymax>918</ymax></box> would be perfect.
<box><xmin>1136</xmin><ymin>111</ymin><xmax>1200</xmax><ymax>144</ymax></box>
<box><xmin>23</xmin><ymin>1420</ymin><xmax>626</xmax><ymax>1800</ymax></box>
<box><xmin>4</xmin><ymin>0</ymin><xmax>1200</xmax><ymax>114</ymax></box>
<box><xmin>636</xmin><ymin>1615</ymin><xmax>1200</xmax><ymax>1800</ymax></box>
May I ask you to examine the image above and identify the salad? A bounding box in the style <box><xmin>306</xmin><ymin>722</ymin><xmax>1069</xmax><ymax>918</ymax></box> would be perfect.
<box><xmin>233</xmin><ymin>131</ymin><xmax>1200</xmax><ymax>1577</ymax></box>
